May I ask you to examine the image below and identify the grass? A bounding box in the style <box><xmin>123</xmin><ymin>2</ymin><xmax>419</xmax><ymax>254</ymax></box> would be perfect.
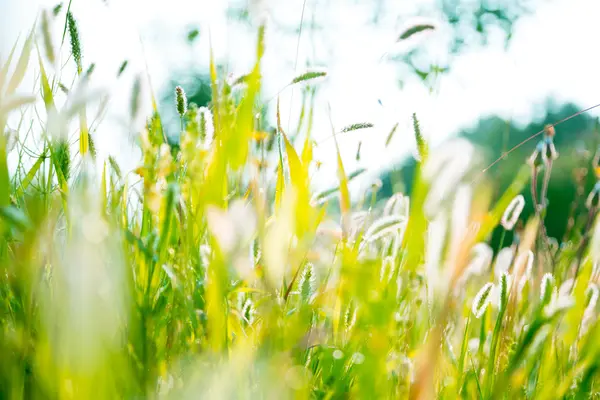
<box><xmin>2</xmin><ymin>7</ymin><xmax>600</xmax><ymax>400</ymax></box>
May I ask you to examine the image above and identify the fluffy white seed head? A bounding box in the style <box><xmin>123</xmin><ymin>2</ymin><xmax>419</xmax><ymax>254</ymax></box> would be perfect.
<box><xmin>501</xmin><ymin>195</ymin><xmax>525</xmax><ymax>231</ymax></box>
<box><xmin>472</xmin><ymin>282</ymin><xmax>494</xmax><ymax>318</ymax></box>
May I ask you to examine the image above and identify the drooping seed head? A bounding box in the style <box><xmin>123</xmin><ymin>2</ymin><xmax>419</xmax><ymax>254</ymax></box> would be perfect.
<box><xmin>501</xmin><ymin>194</ymin><xmax>525</xmax><ymax>231</ymax></box>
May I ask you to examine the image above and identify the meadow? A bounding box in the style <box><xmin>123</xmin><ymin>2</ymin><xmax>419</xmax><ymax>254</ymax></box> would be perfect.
<box><xmin>2</xmin><ymin>6</ymin><xmax>600</xmax><ymax>399</ymax></box>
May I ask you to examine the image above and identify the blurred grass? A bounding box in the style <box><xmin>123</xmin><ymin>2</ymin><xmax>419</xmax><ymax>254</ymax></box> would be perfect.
<box><xmin>2</xmin><ymin>8</ymin><xmax>600</xmax><ymax>400</ymax></box>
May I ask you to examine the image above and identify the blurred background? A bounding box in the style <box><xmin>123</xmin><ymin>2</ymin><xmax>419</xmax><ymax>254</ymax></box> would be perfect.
<box><xmin>2</xmin><ymin>0</ymin><xmax>600</xmax><ymax>241</ymax></box>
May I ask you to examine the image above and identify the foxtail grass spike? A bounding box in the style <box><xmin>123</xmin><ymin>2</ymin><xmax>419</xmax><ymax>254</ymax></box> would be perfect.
<box><xmin>472</xmin><ymin>282</ymin><xmax>494</xmax><ymax>318</ymax></box>
<box><xmin>175</xmin><ymin>86</ymin><xmax>187</xmax><ymax>117</ymax></box>
<box><xmin>67</xmin><ymin>11</ymin><xmax>82</xmax><ymax>73</ymax></box>
<box><xmin>413</xmin><ymin>113</ymin><xmax>428</xmax><ymax>162</ymax></box>
<box><xmin>291</xmin><ymin>70</ymin><xmax>327</xmax><ymax>85</ymax></box>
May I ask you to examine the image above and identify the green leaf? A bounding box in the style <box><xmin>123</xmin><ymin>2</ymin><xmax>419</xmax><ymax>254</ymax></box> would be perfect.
<box><xmin>5</xmin><ymin>33</ymin><xmax>33</xmax><ymax>96</ymax></box>
<box><xmin>458</xmin><ymin>316</ymin><xmax>471</xmax><ymax>388</ymax></box>
<box><xmin>400</xmin><ymin>114</ymin><xmax>429</xmax><ymax>271</ymax></box>
<box><xmin>485</xmin><ymin>272</ymin><xmax>509</xmax><ymax>396</ymax></box>
<box><xmin>0</xmin><ymin>38</ymin><xmax>20</xmax><ymax>94</ymax></box>
<box><xmin>15</xmin><ymin>153</ymin><xmax>46</xmax><ymax>198</ymax></box>
<box><xmin>275</xmin><ymin>163</ymin><xmax>284</xmax><ymax>210</ymax></box>
<box><xmin>232</xmin><ymin>25</ymin><xmax>264</xmax><ymax>170</ymax></box>
<box><xmin>0</xmin><ymin>205</ymin><xmax>31</xmax><ymax>231</ymax></box>
<box><xmin>281</xmin><ymin>131</ymin><xmax>302</xmax><ymax>186</ymax></box>
<box><xmin>334</xmin><ymin>140</ymin><xmax>350</xmax><ymax>218</ymax></box>
<box><xmin>101</xmin><ymin>161</ymin><xmax>107</xmax><ymax>213</ymax></box>
<box><xmin>157</xmin><ymin>182</ymin><xmax>178</xmax><ymax>259</ymax></box>
<box><xmin>38</xmin><ymin>56</ymin><xmax>55</xmax><ymax>111</ymax></box>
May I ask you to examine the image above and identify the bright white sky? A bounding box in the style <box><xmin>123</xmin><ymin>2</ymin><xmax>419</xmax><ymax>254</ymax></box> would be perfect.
<box><xmin>2</xmin><ymin>0</ymin><xmax>600</xmax><ymax>189</ymax></box>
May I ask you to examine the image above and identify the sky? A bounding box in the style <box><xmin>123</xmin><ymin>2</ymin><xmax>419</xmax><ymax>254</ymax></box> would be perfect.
<box><xmin>2</xmin><ymin>0</ymin><xmax>600</xmax><ymax>190</ymax></box>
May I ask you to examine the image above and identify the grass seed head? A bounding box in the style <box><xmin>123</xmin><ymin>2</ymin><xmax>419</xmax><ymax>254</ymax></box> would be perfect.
<box><xmin>67</xmin><ymin>11</ymin><xmax>82</xmax><ymax>72</ymax></box>
<box><xmin>299</xmin><ymin>263</ymin><xmax>316</xmax><ymax>303</ymax></box>
<box><xmin>472</xmin><ymin>282</ymin><xmax>494</xmax><ymax>318</ymax></box>
<box><xmin>501</xmin><ymin>194</ymin><xmax>525</xmax><ymax>231</ymax></box>
<box><xmin>499</xmin><ymin>272</ymin><xmax>509</xmax><ymax>311</ymax></box>
<box><xmin>175</xmin><ymin>86</ymin><xmax>188</xmax><ymax>117</ymax></box>
<box><xmin>53</xmin><ymin>3</ymin><xmax>63</xmax><ymax>15</ymax></box>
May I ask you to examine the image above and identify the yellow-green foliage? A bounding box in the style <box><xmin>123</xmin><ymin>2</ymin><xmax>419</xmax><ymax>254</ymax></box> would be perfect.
<box><xmin>2</xmin><ymin>12</ymin><xmax>600</xmax><ymax>400</ymax></box>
